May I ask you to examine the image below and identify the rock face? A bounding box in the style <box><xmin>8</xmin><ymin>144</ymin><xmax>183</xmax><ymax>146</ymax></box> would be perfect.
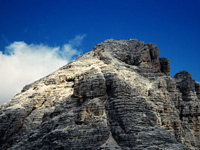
<box><xmin>0</xmin><ymin>39</ymin><xmax>200</xmax><ymax>150</ymax></box>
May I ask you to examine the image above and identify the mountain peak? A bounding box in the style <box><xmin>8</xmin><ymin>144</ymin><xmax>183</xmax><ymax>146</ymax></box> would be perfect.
<box><xmin>0</xmin><ymin>39</ymin><xmax>199</xmax><ymax>150</ymax></box>
<box><xmin>92</xmin><ymin>39</ymin><xmax>170</xmax><ymax>75</ymax></box>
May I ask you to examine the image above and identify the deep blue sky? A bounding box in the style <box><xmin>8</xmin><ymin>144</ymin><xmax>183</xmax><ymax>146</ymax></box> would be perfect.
<box><xmin>0</xmin><ymin>0</ymin><xmax>200</xmax><ymax>81</ymax></box>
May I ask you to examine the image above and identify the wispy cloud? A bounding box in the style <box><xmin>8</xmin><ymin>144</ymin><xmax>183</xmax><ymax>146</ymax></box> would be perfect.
<box><xmin>0</xmin><ymin>35</ymin><xmax>86</xmax><ymax>105</ymax></box>
<box><xmin>68</xmin><ymin>34</ymin><xmax>87</xmax><ymax>47</ymax></box>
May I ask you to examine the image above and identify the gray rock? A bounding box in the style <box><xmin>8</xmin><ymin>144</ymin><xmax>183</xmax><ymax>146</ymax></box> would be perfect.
<box><xmin>160</xmin><ymin>57</ymin><xmax>170</xmax><ymax>75</ymax></box>
<box><xmin>0</xmin><ymin>39</ymin><xmax>199</xmax><ymax>150</ymax></box>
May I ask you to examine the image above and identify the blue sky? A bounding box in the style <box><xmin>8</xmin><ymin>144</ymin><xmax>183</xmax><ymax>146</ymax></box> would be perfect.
<box><xmin>0</xmin><ymin>0</ymin><xmax>200</xmax><ymax>104</ymax></box>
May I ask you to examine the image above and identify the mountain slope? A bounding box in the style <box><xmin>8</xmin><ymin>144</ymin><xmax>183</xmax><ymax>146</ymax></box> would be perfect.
<box><xmin>0</xmin><ymin>39</ymin><xmax>200</xmax><ymax>150</ymax></box>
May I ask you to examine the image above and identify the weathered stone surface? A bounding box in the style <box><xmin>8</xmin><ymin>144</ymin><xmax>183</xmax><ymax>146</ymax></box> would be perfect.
<box><xmin>160</xmin><ymin>57</ymin><xmax>170</xmax><ymax>75</ymax></box>
<box><xmin>0</xmin><ymin>39</ymin><xmax>199</xmax><ymax>150</ymax></box>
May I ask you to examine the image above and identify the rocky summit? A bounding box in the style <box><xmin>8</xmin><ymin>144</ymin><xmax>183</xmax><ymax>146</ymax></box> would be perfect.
<box><xmin>0</xmin><ymin>39</ymin><xmax>200</xmax><ymax>150</ymax></box>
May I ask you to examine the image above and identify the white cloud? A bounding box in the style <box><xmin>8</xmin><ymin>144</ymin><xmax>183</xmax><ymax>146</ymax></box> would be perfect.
<box><xmin>0</xmin><ymin>35</ymin><xmax>85</xmax><ymax>105</ymax></box>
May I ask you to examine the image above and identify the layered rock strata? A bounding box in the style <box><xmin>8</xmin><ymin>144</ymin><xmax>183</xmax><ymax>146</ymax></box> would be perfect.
<box><xmin>0</xmin><ymin>39</ymin><xmax>199</xmax><ymax>150</ymax></box>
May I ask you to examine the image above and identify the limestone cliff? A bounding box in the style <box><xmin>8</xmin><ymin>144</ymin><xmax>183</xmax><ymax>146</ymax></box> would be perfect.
<box><xmin>0</xmin><ymin>39</ymin><xmax>200</xmax><ymax>150</ymax></box>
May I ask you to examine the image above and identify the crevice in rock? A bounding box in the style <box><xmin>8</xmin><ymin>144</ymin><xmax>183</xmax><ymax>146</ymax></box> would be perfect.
<box><xmin>102</xmin><ymin>72</ymin><xmax>128</xmax><ymax>149</ymax></box>
<box><xmin>180</xmin><ymin>106</ymin><xmax>184</xmax><ymax>121</ymax></box>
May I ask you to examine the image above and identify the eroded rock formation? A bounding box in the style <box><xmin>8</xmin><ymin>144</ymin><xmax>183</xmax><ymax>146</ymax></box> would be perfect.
<box><xmin>0</xmin><ymin>39</ymin><xmax>199</xmax><ymax>150</ymax></box>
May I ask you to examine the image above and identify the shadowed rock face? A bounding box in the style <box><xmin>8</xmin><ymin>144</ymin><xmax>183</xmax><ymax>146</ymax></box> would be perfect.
<box><xmin>0</xmin><ymin>39</ymin><xmax>199</xmax><ymax>150</ymax></box>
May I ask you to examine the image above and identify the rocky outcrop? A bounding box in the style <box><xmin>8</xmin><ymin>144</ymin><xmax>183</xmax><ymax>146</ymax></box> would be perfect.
<box><xmin>0</xmin><ymin>39</ymin><xmax>199</xmax><ymax>150</ymax></box>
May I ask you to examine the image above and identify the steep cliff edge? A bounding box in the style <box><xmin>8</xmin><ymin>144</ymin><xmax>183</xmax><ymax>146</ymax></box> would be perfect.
<box><xmin>0</xmin><ymin>39</ymin><xmax>199</xmax><ymax>150</ymax></box>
